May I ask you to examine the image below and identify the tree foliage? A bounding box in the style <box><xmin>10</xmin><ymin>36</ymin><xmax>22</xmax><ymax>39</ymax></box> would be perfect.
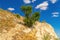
<box><xmin>21</xmin><ymin>6</ymin><xmax>32</xmax><ymax>18</ymax></box>
<box><xmin>21</xmin><ymin>6</ymin><xmax>40</xmax><ymax>27</ymax></box>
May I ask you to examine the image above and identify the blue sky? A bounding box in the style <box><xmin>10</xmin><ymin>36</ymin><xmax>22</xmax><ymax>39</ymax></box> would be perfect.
<box><xmin>0</xmin><ymin>0</ymin><xmax>60</xmax><ymax>37</ymax></box>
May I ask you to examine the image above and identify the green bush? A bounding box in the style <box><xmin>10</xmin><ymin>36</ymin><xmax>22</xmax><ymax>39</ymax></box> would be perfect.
<box><xmin>21</xmin><ymin>6</ymin><xmax>40</xmax><ymax>27</ymax></box>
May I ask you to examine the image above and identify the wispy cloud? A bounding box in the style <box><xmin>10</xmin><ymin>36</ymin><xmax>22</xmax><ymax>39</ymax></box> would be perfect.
<box><xmin>8</xmin><ymin>8</ymin><xmax>15</xmax><ymax>11</ymax></box>
<box><xmin>52</xmin><ymin>12</ymin><xmax>59</xmax><ymax>14</ymax></box>
<box><xmin>35</xmin><ymin>1</ymin><xmax>48</xmax><ymax>10</ymax></box>
<box><xmin>23</xmin><ymin>0</ymin><xmax>31</xmax><ymax>4</ymax></box>
<box><xmin>32</xmin><ymin>0</ymin><xmax>36</xmax><ymax>3</ymax></box>
<box><xmin>50</xmin><ymin>0</ymin><xmax>57</xmax><ymax>4</ymax></box>
<box><xmin>52</xmin><ymin>12</ymin><xmax>59</xmax><ymax>17</ymax></box>
<box><xmin>23</xmin><ymin>0</ymin><xmax>36</xmax><ymax>4</ymax></box>
<box><xmin>52</xmin><ymin>14</ymin><xmax>59</xmax><ymax>17</ymax></box>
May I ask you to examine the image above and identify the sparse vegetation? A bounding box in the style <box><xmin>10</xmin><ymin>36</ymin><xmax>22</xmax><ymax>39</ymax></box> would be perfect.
<box><xmin>21</xmin><ymin>6</ymin><xmax>40</xmax><ymax>27</ymax></box>
<box><xmin>58</xmin><ymin>38</ymin><xmax>60</xmax><ymax>40</ymax></box>
<box><xmin>15</xmin><ymin>14</ymin><xmax>20</xmax><ymax>18</ymax></box>
<box><xmin>43</xmin><ymin>33</ymin><xmax>51</xmax><ymax>40</ymax></box>
<box><xmin>54</xmin><ymin>37</ymin><xmax>60</xmax><ymax>40</ymax></box>
<box><xmin>54</xmin><ymin>38</ymin><xmax>59</xmax><ymax>40</ymax></box>
<box><xmin>43</xmin><ymin>33</ymin><xmax>59</xmax><ymax>40</ymax></box>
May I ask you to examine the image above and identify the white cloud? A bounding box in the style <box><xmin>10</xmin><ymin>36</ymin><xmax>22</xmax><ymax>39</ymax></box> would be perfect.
<box><xmin>32</xmin><ymin>0</ymin><xmax>36</xmax><ymax>3</ymax></box>
<box><xmin>50</xmin><ymin>0</ymin><xmax>57</xmax><ymax>4</ymax></box>
<box><xmin>8</xmin><ymin>8</ymin><xmax>15</xmax><ymax>11</ymax></box>
<box><xmin>23</xmin><ymin>0</ymin><xmax>31</xmax><ymax>4</ymax></box>
<box><xmin>52</xmin><ymin>12</ymin><xmax>59</xmax><ymax>14</ymax></box>
<box><xmin>23</xmin><ymin>0</ymin><xmax>36</xmax><ymax>4</ymax></box>
<box><xmin>35</xmin><ymin>1</ymin><xmax>48</xmax><ymax>10</ymax></box>
<box><xmin>52</xmin><ymin>14</ymin><xmax>59</xmax><ymax>17</ymax></box>
<box><xmin>52</xmin><ymin>12</ymin><xmax>59</xmax><ymax>17</ymax></box>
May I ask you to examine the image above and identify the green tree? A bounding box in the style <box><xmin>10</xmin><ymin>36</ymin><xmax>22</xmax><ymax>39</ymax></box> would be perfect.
<box><xmin>31</xmin><ymin>12</ymin><xmax>40</xmax><ymax>23</ymax></box>
<box><xmin>21</xmin><ymin>6</ymin><xmax>32</xmax><ymax>18</ymax></box>
<box><xmin>21</xmin><ymin>6</ymin><xmax>40</xmax><ymax>27</ymax></box>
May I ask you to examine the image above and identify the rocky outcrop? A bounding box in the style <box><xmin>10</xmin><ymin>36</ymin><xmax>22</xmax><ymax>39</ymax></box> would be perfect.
<box><xmin>0</xmin><ymin>9</ymin><xmax>58</xmax><ymax>40</ymax></box>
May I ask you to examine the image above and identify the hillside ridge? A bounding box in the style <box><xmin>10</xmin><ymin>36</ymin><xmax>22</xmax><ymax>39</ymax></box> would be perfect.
<box><xmin>0</xmin><ymin>9</ymin><xmax>58</xmax><ymax>40</ymax></box>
